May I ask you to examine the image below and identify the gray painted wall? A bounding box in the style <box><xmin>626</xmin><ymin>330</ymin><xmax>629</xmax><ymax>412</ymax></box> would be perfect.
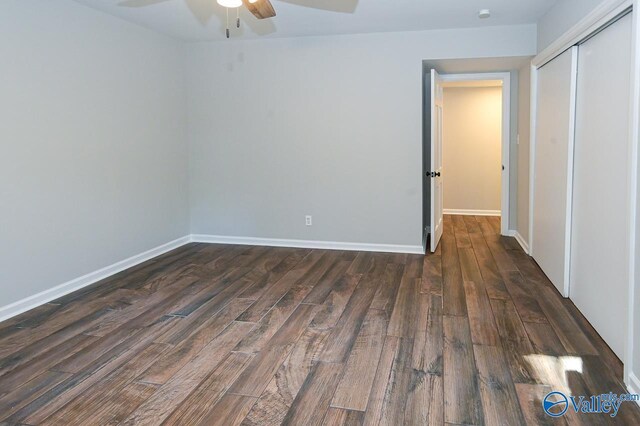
<box><xmin>0</xmin><ymin>4</ymin><xmax>538</xmax><ymax>313</ymax></box>
<box><xmin>509</xmin><ymin>70</ymin><xmax>520</xmax><ymax>231</ymax></box>
<box><xmin>537</xmin><ymin>0</ymin><xmax>607</xmax><ymax>52</ymax></box>
<box><xmin>186</xmin><ymin>26</ymin><xmax>536</xmax><ymax>248</ymax></box>
<box><xmin>0</xmin><ymin>0</ymin><xmax>189</xmax><ymax>307</ymax></box>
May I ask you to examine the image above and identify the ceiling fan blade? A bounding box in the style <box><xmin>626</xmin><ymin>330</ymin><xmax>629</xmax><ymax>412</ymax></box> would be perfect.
<box><xmin>118</xmin><ymin>0</ymin><xmax>172</xmax><ymax>7</ymax></box>
<box><xmin>243</xmin><ymin>0</ymin><xmax>276</xmax><ymax>19</ymax></box>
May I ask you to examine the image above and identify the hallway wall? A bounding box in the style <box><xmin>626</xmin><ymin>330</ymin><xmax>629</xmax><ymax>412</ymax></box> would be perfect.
<box><xmin>442</xmin><ymin>86</ymin><xmax>503</xmax><ymax>214</ymax></box>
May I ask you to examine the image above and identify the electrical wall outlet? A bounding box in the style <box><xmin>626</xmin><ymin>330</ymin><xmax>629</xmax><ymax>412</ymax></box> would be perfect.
<box><xmin>305</xmin><ymin>215</ymin><xmax>312</xmax><ymax>226</ymax></box>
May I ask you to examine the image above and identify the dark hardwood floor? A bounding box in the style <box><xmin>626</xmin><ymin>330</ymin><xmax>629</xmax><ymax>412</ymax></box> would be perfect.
<box><xmin>1</xmin><ymin>215</ymin><xmax>639</xmax><ymax>425</ymax></box>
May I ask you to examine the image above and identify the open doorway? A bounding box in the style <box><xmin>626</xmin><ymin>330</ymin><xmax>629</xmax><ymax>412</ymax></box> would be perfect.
<box><xmin>424</xmin><ymin>71</ymin><xmax>511</xmax><ymax>252</ymax></box>
<box><xmin>442</xmin><ymin>76</ymin><xmax>507</xmax><ymax>217</ymax></box>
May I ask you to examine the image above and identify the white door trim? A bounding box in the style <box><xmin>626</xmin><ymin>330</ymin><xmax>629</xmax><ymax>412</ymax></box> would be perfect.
<box><xmin>625</xmin><ymin>0</ymin><xmax>640</xmax><ymax>393</ymax></box>
<box><xmin>563</xmin><ymin>47</ymin><xmax>579</xmax><ymax>297</ymax></box>
<box><xmin>439</xmin><ymin>72</ymin><xmax>511</xmax><ymax>236</ymax></box>
<box><xmin>528</xmin><ymin>64</ymin><xmax>537</xmax><ymax>256</ymax></box>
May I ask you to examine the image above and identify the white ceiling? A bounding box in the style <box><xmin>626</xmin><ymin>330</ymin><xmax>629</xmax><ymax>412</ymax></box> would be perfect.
<box><xmin>71</xmin><ymin>0</ymin><xmax>558</xmax><ymax>42</ymax></box>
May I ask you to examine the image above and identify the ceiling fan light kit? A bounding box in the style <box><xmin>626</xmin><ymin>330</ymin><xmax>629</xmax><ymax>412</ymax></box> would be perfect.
<box><xmin>214</xmin><ymin>0</ymin><xmax>277</xmax><ymax>38</ymax></box>
<box><xmin>217</xmin><ymin>0</ymin><xmax>242</xmax><ymax>8</ymax></box>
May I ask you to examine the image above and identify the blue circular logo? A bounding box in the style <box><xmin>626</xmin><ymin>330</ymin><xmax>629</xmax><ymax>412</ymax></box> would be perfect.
<box><xmin>543</xmin><ymin>391</ymin><xmax>569</xmax><ymax>417</ymax></box>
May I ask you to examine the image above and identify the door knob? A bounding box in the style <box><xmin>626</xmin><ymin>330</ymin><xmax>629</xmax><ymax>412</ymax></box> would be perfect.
<box><xmin>435</xmin><ymin>172</ymin><xmax>441</xmax><ymax>177</ymax></box>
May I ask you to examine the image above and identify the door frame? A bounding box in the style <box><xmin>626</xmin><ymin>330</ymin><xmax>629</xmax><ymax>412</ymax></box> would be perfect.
<box><xmin>438</xmin><ymin>71</ymin><xmax>511</xmax><ymax>236</ymax></box>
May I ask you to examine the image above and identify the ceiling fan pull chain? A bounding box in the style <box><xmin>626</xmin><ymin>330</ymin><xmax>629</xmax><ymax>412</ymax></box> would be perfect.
<box><xmin>226</xmin><ymin>7</ymin><xmax>230</xmax><ymax>38</ymax></box>
<box><xmin>237</xmin><ymin>8</ymin><xmax>240</xmax><ymax>29</ymax></box>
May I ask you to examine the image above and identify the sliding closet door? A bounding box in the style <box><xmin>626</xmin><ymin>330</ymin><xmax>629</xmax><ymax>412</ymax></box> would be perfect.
<box><xmin>570</xmin><ymin>12</ymin><xmax>632</xmax><ymax>359</ymax></box>
<box><xmin>532</xmin><ymin>47</ymin><xmax>577</xmax><ymax>297</ymax></box>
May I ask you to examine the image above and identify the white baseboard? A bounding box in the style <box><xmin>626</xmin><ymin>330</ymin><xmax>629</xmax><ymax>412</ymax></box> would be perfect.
<box><xmin>628</xmin><ymin>372</ymin><xmax>640</xmax><ymax>406</ymax></box>
<box><xmin>190</xmin><ymin>234</ymin><xmax>424</xmax><ymax>255</ymax></box>
<box><xmin>0</xmin><ymin>233</ymin><xmax>423</xmax><ymax>324</ymax></box>
<box><xmin>507</xmin><ymin>230</ymin><xmax>530</xmax><ymax>254</ymax></box>
<box><xmin>443</xmin><ymin>209</ymin><xmax>501</xmax><ymax>216</ymax></box>
<box><xmin>0</xmin><ymin>236</ymin><xmax>191</xmax><ymax>324</ymax></box>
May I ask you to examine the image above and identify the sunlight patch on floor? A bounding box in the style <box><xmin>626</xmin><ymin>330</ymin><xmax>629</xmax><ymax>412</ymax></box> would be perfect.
<box><xmin>525</xmin><ymin>354</ymin><xmax>583</xmax><ymax>394</ymax></box>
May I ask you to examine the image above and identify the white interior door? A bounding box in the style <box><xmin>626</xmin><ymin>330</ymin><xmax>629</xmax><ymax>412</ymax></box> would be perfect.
<box><xmin>430</xmin><ymin>69</ymin><xmax>444</xmax><ymax>252</ymax></box>
<box><xmin>532</xmin><ymin>47</ymin><xmax>578</xmax><ymax>297</ymax></box>
<box><xmin>570</xmin><ymin>12</ymin><xmax>632</xmax><ymax>359</ymax></box>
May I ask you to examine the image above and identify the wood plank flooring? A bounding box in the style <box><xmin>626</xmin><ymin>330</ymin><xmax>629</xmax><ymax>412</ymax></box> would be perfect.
<box><xmin>1</xmin><ymin>215</ymin><xmax>639</xmax><ymax>425</ymax></box>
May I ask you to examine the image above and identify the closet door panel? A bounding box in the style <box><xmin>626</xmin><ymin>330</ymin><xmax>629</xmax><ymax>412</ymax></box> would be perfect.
<box><xmin>532</xmin><ymin>47</ymin><xmax>577</xmax><ymax>297</ymax></box>
<box><xmin>570</xmin><ymin>13</ymin><xmax>633</xmax><ymax>359</ymax></box>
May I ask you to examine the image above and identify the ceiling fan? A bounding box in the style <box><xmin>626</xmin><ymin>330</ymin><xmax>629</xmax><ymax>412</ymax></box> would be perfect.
<box><xmin>119</xmin><ymin>0</ymin><xmax>357</xmax><ymax>38</ymax></box>
<box><xmin>218</xmin><ymin>0</ymin><xmax>275</xmax><ymax>38</ymax></box>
